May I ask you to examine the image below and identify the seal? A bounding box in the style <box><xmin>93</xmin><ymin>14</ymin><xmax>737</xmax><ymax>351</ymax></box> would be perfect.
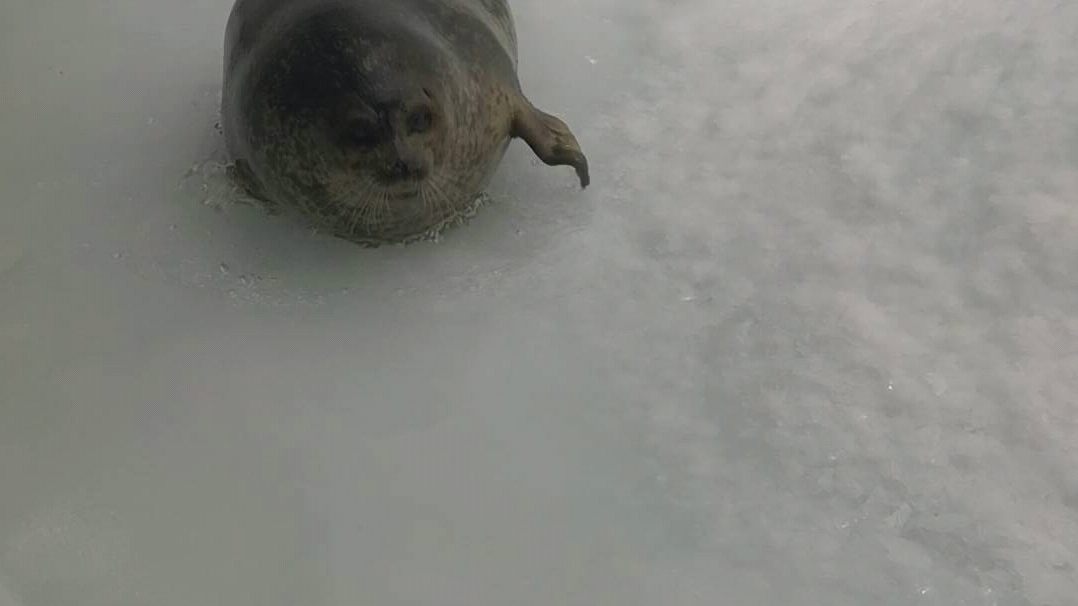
<box><xmin>220</xmin><ymin>0</ymin><xmax>590</xmax><ymax>246</ymax></box>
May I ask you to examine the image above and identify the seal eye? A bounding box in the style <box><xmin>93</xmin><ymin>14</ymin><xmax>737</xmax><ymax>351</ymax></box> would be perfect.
<box><xmin>338</xmin><ymin>118</ymin><xmax>381</xmax><ymax>148</ymax></box>
<box><xmin>340</xmin><ymin>130</ymin><xmax>379</xmax><ymax>147</ymax></box>
<box><xmin>342</xmin><ymin>131</ymin><xmax>381</xmax><ymax>146</ymax></box>
<box><xmin>407</xmin><ymin>108</ymin><xmax>433</xmax><ymax>133</ymax></box>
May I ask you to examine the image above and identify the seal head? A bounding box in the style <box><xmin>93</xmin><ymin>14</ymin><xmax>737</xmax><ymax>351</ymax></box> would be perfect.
<box><xmin>222</xmin><ymin>0</ymin><xmax>589</xmax><ymax>246</ymax></box>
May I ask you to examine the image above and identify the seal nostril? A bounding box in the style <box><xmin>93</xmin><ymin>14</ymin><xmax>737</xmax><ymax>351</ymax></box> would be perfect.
<box><xmin>387</xmin><ymin>158</ymin><xmax>425</xmax><ymax>180</ymax></box>
<box><xmin>407</xmin><ymin>108</ymin><xmax>433</xmax><ymax>133</ymax></box>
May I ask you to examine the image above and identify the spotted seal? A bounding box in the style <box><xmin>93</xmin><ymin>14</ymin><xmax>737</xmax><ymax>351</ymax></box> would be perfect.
<box><xmin>220</xmin><ymin>0</ymin><xmax>590</xmax><ymax>245</ymax></box>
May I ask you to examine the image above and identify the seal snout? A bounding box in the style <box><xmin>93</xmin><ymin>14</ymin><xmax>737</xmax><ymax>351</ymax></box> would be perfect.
<box><xmin>381</xmin><ymin>135</ymin><xmax>432</xmax><ymax>183</ymax></box>
<box><xmin>385</xmin><ymin>156</ymin><xmax>428</xmax><ymax>181</ymax></box>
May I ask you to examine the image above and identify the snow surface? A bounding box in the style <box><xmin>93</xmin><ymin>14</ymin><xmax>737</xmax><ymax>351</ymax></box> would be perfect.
<box><xmin>2</xmin><ymin>0</ymin><xmax>1077</xmax><ymax>604</ymax></box>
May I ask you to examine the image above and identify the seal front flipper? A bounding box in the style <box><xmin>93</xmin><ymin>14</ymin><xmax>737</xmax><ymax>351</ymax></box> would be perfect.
<box><xmin>511</xmin><ymin>100</ymin><xmax>590</xmax><ymax>188</ymax></box>
<box><xmin>227</xmin><ymin>158</ymin><xmax>280</xmax><ymax>215</ymax></box>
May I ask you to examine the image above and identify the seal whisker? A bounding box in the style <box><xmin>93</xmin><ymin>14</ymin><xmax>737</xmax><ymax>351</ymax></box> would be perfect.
<box><xmin>350</xmin><ymin>180</ymin><xmax>380</xmax><ymax>237</ymax></box>
<box><xmin>343</xmin><ymin>199</ymin><xmax>363</xmax><ymax>239</ymax></box>
<box><xmin>429</xmin><ymin>174</ymin><xmax>459</xmax><ymax>225</ymax></box>
<box><xmin>372</xmin><ymin>189</ymin><xmax>391</xmax><ymax>235</ymax></box>
<box><xmin>420</xmin><ymin>179</ymin><xmax>439</xmax><ymax>226</ymax></box>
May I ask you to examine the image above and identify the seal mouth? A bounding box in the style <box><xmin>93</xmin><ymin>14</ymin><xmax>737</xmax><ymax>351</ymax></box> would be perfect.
<box><xmin>382</xmin><ymin>179</ymin><xmax>424</xmax><ymax>197</ymax></box>
<box><xmin>377</xmin><ymin>163</ymin><xmax>429</xmax><ymax>194</ymax></box>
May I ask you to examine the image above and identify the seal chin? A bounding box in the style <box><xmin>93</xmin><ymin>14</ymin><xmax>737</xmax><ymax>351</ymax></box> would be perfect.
<box><xmin>382</xmin><ymin>179</ymin><xmax>424</xmax><ymax>198</ymax></box>
<box><xmin>377</xmin><ymin>163</ymin><xmax>431</xmax><ymax>194</ymax></box>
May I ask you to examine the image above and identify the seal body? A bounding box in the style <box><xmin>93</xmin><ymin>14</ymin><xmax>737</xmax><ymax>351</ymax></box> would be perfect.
<box><xmin>221</xmin><ymin>0</ymin><xmax>590</xmax><ymax>245</ymax></box>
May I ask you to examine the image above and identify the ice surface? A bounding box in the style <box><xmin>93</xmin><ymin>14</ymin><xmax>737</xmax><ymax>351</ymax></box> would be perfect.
<box><xmin>2</xmin><ymin>0</ymin><xmax>1077</xmax><ymax>604</ymax></box>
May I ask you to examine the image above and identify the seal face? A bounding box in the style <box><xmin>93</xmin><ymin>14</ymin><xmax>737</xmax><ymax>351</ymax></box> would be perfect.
<box><xmin>221</xmin><ymin>0</ymin><xmax>590</xmax><ymax>246</ymax></box>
